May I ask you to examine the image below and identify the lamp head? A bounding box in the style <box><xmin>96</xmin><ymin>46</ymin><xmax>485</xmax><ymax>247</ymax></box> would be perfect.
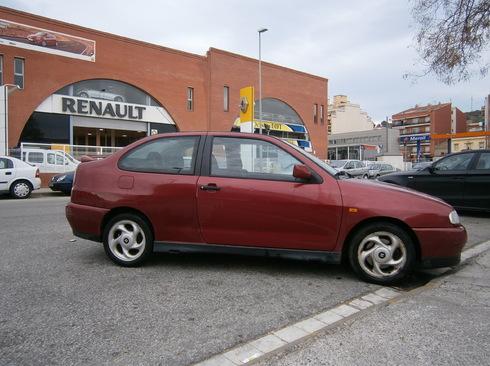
<box><xmin>258</xmin><ymin>28</ymin><xmax>268</xmax><ymax>33</ymax></box>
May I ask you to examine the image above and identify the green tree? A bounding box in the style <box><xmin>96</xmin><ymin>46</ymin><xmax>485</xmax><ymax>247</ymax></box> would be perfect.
<box><xmin>410</xmin><ymin>0</ymin><xmax>490</xmax><ymax>84</ymax></box>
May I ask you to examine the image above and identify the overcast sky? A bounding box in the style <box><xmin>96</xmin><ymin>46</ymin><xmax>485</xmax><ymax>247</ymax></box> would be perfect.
<box><xmin>4</xmin><ymin>0</ymin><xmax>490</xmax><ymax>122</ymax></box>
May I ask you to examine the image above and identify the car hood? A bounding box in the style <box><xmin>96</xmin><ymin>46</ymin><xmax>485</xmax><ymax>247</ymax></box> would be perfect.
<box><xmin>338</xmin><ymin>178</ymin><xmax>450</xmax><ymax>208</ymax></box>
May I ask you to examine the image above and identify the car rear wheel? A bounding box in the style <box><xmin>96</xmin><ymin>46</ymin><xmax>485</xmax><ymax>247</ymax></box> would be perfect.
<box><xmin>103</xmin><ymin>213</ymin><xmax>153</xmax><ymax>267</ymax></box>
<box><xmin>348</xmin><ymin>222</ymin><xmax>415</xmax><ymax>284</ymax></box>
<box><xmin>10</xmin><ymin>180</ymin><xmax>32</xmax><ymax>199</ymax></box>
<box><xmin>362</xmin><ymin>174</ymin><xmax>368</xmax><ymax>179</ymax></box>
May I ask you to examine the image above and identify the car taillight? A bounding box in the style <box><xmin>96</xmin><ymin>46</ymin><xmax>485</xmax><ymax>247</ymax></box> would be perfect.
<box><xmin>35</xmin><ymin>169</ymin><xmax>40</xmax><ymax>178</ymax></box>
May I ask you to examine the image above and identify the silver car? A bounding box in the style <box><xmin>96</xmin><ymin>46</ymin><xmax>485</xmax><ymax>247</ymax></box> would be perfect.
<box><xmin>368</xmin><ymin>163</ymin><xmax>398</xmax><ymax>179</ymax></box>
<box><xmin>77</xmin><ymin>89</ymin><xmax>126</xmax><ymax>102</ymax></box>
<box><xmin>329</xmin><ymin>159</ymin><xmax>369</xmax><ymax>178</ymax></box>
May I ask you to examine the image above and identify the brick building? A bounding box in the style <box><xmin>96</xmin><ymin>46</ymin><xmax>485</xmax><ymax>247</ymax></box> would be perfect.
<box><xmin>392</xmin><ymin>103</ymin><xmax>466</xmax><ymax>161</ymax></box>
<box><xmin>0</xmin><ymin>6</ymin><xmax>328</xmax><ymax>159</ymax></box>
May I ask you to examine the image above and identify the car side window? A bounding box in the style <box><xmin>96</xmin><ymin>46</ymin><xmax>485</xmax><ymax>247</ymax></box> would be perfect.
<box><xmin>344</xmin><ymin>162</ymin><xmax>354</xmax><ymax>169</ymax></box>
<box><xmin>211</xmin><ymin>137</ymin><xmax>301</xmax><ymax>181</ymax></box>
<box><xmin>434</xmin><ymin>153</ymin><xmax>475</xmax><ymax>171</ymax></box>
<box><xmin>0</xmin><ymin>158</ymin><xmax>11</xmax><ymax>169</ymax></box>
<box><xmin>47</xmin><ymin>152</ymin><xmax>56</xmax><ymax>165</ymax></box>
<box><xmin>28</xmin><ymin>152</ymin><xmax>44</xmax><ymax>164</ymax></box>
<box><xmin>119</xmin><ymin>136</ymin><xmax>199</xmax><ymax>175</ymax></box>
<box><xmin>475</xmin><ymin>153</ymin><xmax>490</xmax><ymax>170</ymax></box>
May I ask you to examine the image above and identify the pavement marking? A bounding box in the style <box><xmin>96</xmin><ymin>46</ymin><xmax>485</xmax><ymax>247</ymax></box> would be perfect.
<box><xmin>193</xmin><ymin>240</ymin><xmax>490</xmax><ymax>366</ymax></box>
<box><xmin>461</xmin><ymin>240</ymin><xmax>490</xmax><ymax>262</ymax></box>
<box><xmin>192</xmin><ymin>287</ymin><xmax>399</xmax><ymax>366</ymax></box>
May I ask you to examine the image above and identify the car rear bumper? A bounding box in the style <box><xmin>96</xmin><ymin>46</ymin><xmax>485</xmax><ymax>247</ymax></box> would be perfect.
<box><xmin>65</xmin><ymin>202</ymin><xmax>109</xmax><ymax>242</ymax></box>
<box><xmin>32</xmin><ymin>178</ymin><xmax>41</xmax><ymax>190</ymax></box>
<box><xmin>414</xmin><ymin>225</ymin><xmax>467</xmax><ymax>268</ymax></box>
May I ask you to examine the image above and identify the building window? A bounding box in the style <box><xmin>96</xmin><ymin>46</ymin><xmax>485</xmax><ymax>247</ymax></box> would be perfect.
<box><xmin>14</xmin><ymin>57</ymin><xmax>24</xmax><ymax>89</ymax></box>
<box><xmin>320</xmin><ymin>104</ymin><xmax>324</xmax><ymax>124</ymax></box>
<box><xmin>0</xmin><ymin>55</ymin><xmax>3</xmax><ymax>85</ymax></box>
<box><xmin>479</xmin><ymin>141</ymin><xmax>485</xmax><ymax>149</ymax></box>
<box><xmin>187</xmin><ymin>87</ymin><xmax>194</xmax><ymax>111</ymax></box>
<box><xmin>223</xmin><ymin>86</ymin><xmax>229</xmax><ymax>112</ymax></box>
<box><xmin>313</xmin><ymin>103</ymin><xmax>318</xmax><ymax>123</ymax></box>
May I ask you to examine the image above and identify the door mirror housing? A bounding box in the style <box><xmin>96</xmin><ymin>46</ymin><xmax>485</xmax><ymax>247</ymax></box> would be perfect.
<box><xmin>427</xmin><ymin>165</ymin><xmax>435</xmax><ymax>174</ymax></box>
<box><xmin>293</xmin><ymin>164</ymin><xmax>312</xmax><ymax>181</ymax></box>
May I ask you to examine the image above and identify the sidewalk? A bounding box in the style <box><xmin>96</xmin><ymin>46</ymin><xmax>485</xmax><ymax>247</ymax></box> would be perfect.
<box><xmin>259</xmin><ymin>250</ymin><xmax>490</xmax><ymax>366</ymax></box>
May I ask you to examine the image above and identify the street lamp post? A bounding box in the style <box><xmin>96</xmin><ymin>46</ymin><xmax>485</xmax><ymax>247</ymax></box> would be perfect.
<box><xmin>2</xmin><ymin>84</ymin><xmax>20</xmax><ymax>155</ymax></box>
<box><xmin>258</xmin><ymin>28</ymin><xmax>268</xmax><ymax>135</ymax></box>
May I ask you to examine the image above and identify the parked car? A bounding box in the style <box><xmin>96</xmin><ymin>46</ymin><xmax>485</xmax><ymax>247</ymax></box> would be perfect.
<box><xmin>76</xmin><ymin>89</ymin><xmax>126</xmax><ymax>102</ymax></box>
<box><xmin>66</xmin><ymin>132</ymin><xmax>466</xmax><ymax>285</ymax></box>
<box><xmin>367</xmin><ymin>163</ymin><xmax>398</xmax><ymax>179</ymax></box>
<box><xmin>379</xmin><ymin>149</ymin><xmax>490</xmax><ymax>211</ymax></box>
<box><xmin>22</xmin><ymin>149</ymin><xmax>79</xmax><ymax>174</ymax></box>
<box><xmin>329</xmin><ymin>159</ymin><xmax>369</xmax><ymax>178</ymax></box>
<box><xmin>0</xmin><ymin>156</ymin><xmax>41</xmax><ymax>198</ymax></box>
<box><xmin>26</xmin><ymin>31</ymin><xmax>57</xmax><ymax>47</ymax></box>
<box><xmin>49</xmin><ymin>171</ymin><xmax>74</xmax><ymax>195</ymax></box>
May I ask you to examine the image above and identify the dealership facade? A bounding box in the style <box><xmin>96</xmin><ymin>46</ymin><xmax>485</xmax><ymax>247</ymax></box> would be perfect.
<box><xmin>0</xmin><ymin>6</ymin><xmax>328</xmax><ymax>160</ymax></box>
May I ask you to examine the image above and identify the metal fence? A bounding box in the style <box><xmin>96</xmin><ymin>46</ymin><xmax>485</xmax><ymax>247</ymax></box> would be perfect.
<box><xmin>19</xmin><ymin>142</ymin><xmax>122</xmax><ymax>161</ymax></box>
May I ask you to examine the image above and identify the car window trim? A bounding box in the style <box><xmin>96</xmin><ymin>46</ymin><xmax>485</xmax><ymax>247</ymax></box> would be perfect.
<box><xmin>202</xmin><ymin>135</ymin><xmax>322</xmax><ymax>184</ymax></box>
<box><xmin>434</xmin><ymin>151</ymin><xmax>477</xmax><ymax>173</ymax></box>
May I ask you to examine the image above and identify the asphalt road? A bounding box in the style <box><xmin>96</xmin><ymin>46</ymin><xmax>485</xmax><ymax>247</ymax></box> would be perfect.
<box><xmin>0</xmin><ymin>195</ymin><xmax>488</xmax><ymax>365</ymax></box>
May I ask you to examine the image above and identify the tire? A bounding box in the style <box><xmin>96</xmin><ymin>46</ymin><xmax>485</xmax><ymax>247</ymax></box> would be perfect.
<box><xmin>10</xmin><ymin>180</ymin><xmax>32</xmax><ymax>199</ymax></box>
<box><xmin>103</xmin><ymin>213</ymin><xmax>153</xmax><ymax>267</ymax></box>
<box><xmin>348</xmin><ymin>222</ymin><xmax>415</xmax><ymax>285</ymax></box>
<box><xmin>362</xmin><ymin>174</ymin><xmax>368</xmax><ymax>179</ymax></box>
<box><xmin>41</xmin><ymin>40</ymin><xmax>47</xmax><ymax>46</ymax></box>
<box><xmin>375</xmin><ymin>174</ymin><xmax>380</xmax><ymax>180</ymax></box>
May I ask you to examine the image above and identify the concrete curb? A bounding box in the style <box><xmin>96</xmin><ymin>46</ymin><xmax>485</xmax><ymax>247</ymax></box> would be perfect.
<box><xmin>192</xmin><ymin>240</ymin><xmax>490</xmax><ymax>366</ymax></box>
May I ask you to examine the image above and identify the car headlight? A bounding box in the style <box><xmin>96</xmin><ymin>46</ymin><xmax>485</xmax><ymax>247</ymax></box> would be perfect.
<box><xmin>449</xmin><ymin>210</ymin><xmax>460</xmax><ymax>225</ymax></box>
<box><xmin>56</xmin><ymin>175</ymin><xmax>66</xmax><ymax>182</ymax></box>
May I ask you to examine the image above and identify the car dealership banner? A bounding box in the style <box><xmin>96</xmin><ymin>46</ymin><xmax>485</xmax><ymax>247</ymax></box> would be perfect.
<box><xmin>0</xmin><ymin>19</ymin><xmax>95</xmax><ymax>62</ymax></box>
<box><xmin>35</xmin><ymin>94</ymin><xmax>175</xmax><ymax>125</ymax></box>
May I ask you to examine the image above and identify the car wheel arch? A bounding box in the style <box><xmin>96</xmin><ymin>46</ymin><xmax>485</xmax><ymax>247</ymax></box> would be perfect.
<box><xmin>101</xmin><ymin>207</ymin><xmax>154</xmax><ymax>241</ymax></box>
<box><xmin>340</xmin><ymin>216</ymin><xmax>421</xmax><ymax>265</ymax></box>
<box><xmin>9</xmin><ymin>179</ymin><xmax>33</xmax><ymax>191</ymax></box>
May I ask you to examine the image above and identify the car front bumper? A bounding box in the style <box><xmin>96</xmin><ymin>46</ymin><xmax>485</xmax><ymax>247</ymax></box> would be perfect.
<box><xmin>65</xmin><ymin>203</ymin><xmax>109</xmax><ymax>242</ymax></box>
<box><xmin>414</xmin><ymin>225</ymin><xmax>467</xmax><ymax>268</ymax></box>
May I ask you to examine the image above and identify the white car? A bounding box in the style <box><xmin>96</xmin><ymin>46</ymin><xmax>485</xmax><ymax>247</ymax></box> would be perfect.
<box><xmin>0</xmin><ymin>156</ymin><xmax>41</xmax><ymax>199</ymax></box>
<box><xmin>76</xmin><ymin>89</ymin><xmax>126</xmax><ymax>102</ymax></box>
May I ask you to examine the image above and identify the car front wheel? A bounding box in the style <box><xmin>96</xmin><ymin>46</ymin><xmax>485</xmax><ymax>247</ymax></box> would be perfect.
<box><xmin>348</xmin><ymin>222</ymin><xmax>415</xmax><ymax>284</ymax></box>
<box><xmin>10</xmin><ymin>180</ymin><xmax>32</xmax><ymax>199</ymax></box>
<box><xmin>103</xmin><ymin>213</ymin><xmax>153</xmax><ymax>267</ymax></box>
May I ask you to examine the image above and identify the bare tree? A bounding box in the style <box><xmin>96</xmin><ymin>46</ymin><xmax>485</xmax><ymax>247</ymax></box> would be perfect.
<box><xmin>409</xmin><ymin>0</ymin><xmax>490</xmax><ymax>84</ymax></box>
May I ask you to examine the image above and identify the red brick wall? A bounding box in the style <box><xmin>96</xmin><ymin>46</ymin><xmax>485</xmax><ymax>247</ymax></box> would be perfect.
<box><xmin>0</xmin><ymin>7</ymin><xmax>329</xmax><ymax>158</ymax></box>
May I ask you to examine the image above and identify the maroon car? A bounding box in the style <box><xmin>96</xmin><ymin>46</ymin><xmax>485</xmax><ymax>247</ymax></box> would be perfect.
<box><xmin>27</xmin><ymin>31</ymin><xmax>57</xmax><ymax>47</ymax></box>
<box><xmin>66</xmin><ymin>132</ymin><xmax>466</xmax><ymax>284</ymax></box>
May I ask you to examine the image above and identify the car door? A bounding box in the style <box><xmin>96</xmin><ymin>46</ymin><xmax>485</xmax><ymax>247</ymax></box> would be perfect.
<box><xmin>344</xmin><ymin>161</ymin><xmax>356</xmax><ymax>176</ymax></box>
<box><xmin>464</xmin><ymin>152</ymin><xmax>490</xmax><ymax>210</ymax></box>
<box><xmin>408</xmin><ymin>152</ymin><xmax>476</xmax><ymax>207</ymax></box>
<box><xmin>117</xmin><ymin>135</ymin><xmax>203</xmax><ymax>243</ymax></box>
<box><xmin>197</xmin><ymin>136</ymin><xmax>342</xmax><ymax>251</ymax></box>
<box><xmin>0</xmin><ymin>158</ymin><xmax>14</xmax><ymax>192</ymax></box>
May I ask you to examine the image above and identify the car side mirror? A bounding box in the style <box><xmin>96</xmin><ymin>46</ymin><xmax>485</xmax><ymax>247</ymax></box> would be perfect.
<box><xmin>293</xmin><ymin>164</ymin><xmax>312</xmax><ymax>181</ymax></box>
<box><xmin>427</xmin><ymin>165</ymin><xmax>435</xmax><ymax>173</ymax></box>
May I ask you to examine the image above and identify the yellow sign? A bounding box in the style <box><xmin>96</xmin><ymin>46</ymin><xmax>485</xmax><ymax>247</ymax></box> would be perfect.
<box><xmin>239</xmin><ymin>86</ymin><xmax>254</xmax><ymax>123</ymax></box>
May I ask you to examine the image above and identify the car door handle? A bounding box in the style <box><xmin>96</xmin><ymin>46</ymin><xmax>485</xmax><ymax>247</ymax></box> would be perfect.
<box><xmin>5</xmin><ymin>172</ymin><xmax>12</xmax><ymax>175</ymax></box>
<box><xmin>200</xmin><ymin>184</ymin><xmax>220</xmax><ymax>191</ymax></box>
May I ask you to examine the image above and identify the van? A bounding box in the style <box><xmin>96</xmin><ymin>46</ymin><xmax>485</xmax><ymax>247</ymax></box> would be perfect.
<box><xmin>22</xmin><ymin>149</ymin><xmax>80</xmax><ymax>173</ymax></box>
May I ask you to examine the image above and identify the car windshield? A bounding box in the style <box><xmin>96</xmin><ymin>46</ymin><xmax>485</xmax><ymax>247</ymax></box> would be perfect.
<box><xmin>329</xmin><ymin>160</ymin><xmax>347</xmax><ymax>168</ymax></box>
<box><xmin>284</xmin><ymin>142</ymin><xmax>338</xmax><ymax>176</ymax></box>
